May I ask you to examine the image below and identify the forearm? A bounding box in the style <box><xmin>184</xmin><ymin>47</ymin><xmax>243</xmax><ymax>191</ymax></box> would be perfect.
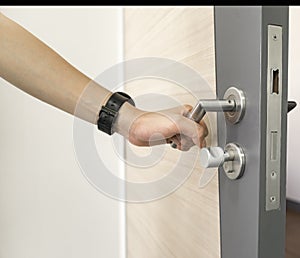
<box><xmin>0</xmin><ymin>12</ymin><xmax>111</xmax><ymax>124</ymax></box>
<box><xmin>0</xmin><ymin>12</ymin><xmax>208</xmax><ymax>150</ymax></box>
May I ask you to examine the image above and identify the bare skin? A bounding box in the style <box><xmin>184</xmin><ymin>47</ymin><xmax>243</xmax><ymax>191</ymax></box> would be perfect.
<box><xmin>0</xmin><ymin>12</ymin><xmax>208</xmax><ymax>151</ymax></box>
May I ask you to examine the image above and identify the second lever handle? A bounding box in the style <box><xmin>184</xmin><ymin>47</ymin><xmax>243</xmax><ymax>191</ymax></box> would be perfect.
<box><xmin>199</xmin><ymin>147</ymin><xmax>232</xmax><ymax>168</ymax></box>
<box><xmin>199</xmin><ymin>143</ymin><xmax>245</xmax><ymax>180</ymax></box>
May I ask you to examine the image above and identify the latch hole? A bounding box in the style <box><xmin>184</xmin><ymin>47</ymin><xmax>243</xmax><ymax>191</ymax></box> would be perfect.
<box><xmin>271</xmin><ymin>69</ymin><xmax>279</xmax><ymax>94</ymax></box>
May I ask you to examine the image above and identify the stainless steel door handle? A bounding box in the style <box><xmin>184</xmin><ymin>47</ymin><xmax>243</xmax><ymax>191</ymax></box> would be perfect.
<box><xmin>199</xmin><ymin>143</ymin><xmax>245</xmax><ymax>180</ymax></box>
<box><xmin>187</xmin><ymin>86</ymin><xmax>246</xmax><ymax>124</ymax></box>
<box><xmin>186</xmin><ymin>86</ymin><xmax>246</xmax><ymax>180</ymax></box>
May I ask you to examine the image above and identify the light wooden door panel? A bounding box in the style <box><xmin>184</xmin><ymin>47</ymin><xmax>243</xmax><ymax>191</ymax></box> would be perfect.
<box><xmin>124</xmin><ymin>7</ymin><xmax>220</xmax><ymax>258</ymax></box>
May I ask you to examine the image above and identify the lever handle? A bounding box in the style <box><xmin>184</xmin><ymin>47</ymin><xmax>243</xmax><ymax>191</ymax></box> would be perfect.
<box><xmin>186</xmin><ymin>86</ymin><xmax>245</xmax><ymax>124</ymax></box>
<box><xmin>199</xmin><ymin>147</ymin><xmax>228</xmax><ymax>168</ymax></box>
<box><xmin>199</xmin><ymin>143</ymin><xmax>245</xmax><ymax>180</ymax></box>
<box><xmin>187</xmin><ymin>100</ymin><xmax>235</xmax><ymax>123</ymax></box>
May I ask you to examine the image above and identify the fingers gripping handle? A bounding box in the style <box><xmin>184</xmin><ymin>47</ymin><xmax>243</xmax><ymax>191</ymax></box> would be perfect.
<box><xmin>171</xmin><ymin>87</ymin><xmax>245</xmax><ymax>149</ymax></box>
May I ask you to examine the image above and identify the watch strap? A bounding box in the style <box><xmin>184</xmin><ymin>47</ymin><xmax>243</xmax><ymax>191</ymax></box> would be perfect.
<box><xmin>97</xmin><ymin>92</ymin><xmax>135</xmax><ymax>135</ymax></box>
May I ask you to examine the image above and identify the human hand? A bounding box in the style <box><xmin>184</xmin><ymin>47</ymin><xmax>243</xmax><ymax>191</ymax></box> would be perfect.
<box><xmin>113</xmin><ymin>102</ymin><xmax>208</xmax><ymax>151</ymax></box>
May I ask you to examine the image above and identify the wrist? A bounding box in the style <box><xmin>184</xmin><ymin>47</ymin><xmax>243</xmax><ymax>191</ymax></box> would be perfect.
<box><xmin>112</xmin><ymin>101</ymin><xmax>144</xmax><ymax>139</ymax></box>
<box><xmin>97</xmin><ymin>91</ymin><xmax>137</xmax><ymax>136</ymax></box>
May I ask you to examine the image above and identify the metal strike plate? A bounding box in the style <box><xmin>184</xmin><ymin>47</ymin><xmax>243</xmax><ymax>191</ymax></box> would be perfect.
<box><xmin>266</xmin><ymin>25</ymin><xmax>283</xmax><ymax>211</ymax></box>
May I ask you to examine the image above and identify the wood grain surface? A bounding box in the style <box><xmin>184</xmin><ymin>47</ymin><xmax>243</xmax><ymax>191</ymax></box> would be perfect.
<box><xmin>124</xmin><ymin>7</ymin><xmax>220</xmax><ymax>258</ymax></box>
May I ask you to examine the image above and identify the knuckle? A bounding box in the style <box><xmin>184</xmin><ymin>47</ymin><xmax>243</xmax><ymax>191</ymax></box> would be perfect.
<box><xmin>183</xmin><ymin>104</ymin><xmax>193</xmax><ymax>111</ymax></box>
<box><xmin>182</xmin><ymin>104</ymin><xmax>193</xmax><ymax>115</ymax></box>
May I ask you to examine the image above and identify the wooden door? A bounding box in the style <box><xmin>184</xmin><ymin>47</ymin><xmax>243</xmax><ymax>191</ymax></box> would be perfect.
<box><xmin>124</xmin><ymin>7</ymin><xmax>220</xmax><ymax>258</ymax></box>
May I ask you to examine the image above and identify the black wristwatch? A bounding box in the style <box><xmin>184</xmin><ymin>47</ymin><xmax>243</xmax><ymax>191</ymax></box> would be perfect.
<box><xmin>97</xmin><ymin>92</ymin><xmax>135</xmax><ymax>135</ymax></box>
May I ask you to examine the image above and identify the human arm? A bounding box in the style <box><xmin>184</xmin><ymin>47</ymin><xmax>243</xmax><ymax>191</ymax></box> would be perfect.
<box><xmin>0</xmin><ymin>12</ymin><xmax>207</xmax><ymax>151</ymax></box>
<box><xmin>0</xmin><ymin>11</ymin><xmax>111</xmax><ymax>124</ymax></box>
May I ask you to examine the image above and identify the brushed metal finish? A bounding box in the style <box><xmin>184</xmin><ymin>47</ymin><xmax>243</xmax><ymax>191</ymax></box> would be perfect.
<box><xmin>223</xmin><ymin>143</ymin><xmax>245</xmax><ymax>180</ymax></box>
<box><xmin>265</xmin><ymin>25</ymin><xmax>283</xmax><ymax>211</ymax></box>
<box><xmin>223</xmin><ymin>86</ymin><xmax>246</xmax><ymax>124</ymax></box>
<box><xmin>187</xmin><ymin>99</ymin><xmax>235</xmax><ymax>123</ymax></box>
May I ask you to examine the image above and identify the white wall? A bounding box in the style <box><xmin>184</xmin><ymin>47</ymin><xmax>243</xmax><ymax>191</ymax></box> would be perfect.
<box><xmin>0</xmin><ymin>7</ymin><xmax>125</xmax><ymax>258</ymax></box>
<box><xmin>287</xmin><ymin>6</ymin><xmax>300</xmax><ymax>202</ymax></box>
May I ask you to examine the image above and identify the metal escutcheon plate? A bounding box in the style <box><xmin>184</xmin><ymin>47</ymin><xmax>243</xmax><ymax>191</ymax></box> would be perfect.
<box><xmin>223</xmin><ymin>142</ymin><xmax>245</xmax><ymax>180</ymax></box>
<box><xmin>223</xmin><ymin>87</ymin><xmax>246</xmax><ymax>124</ymax></box>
